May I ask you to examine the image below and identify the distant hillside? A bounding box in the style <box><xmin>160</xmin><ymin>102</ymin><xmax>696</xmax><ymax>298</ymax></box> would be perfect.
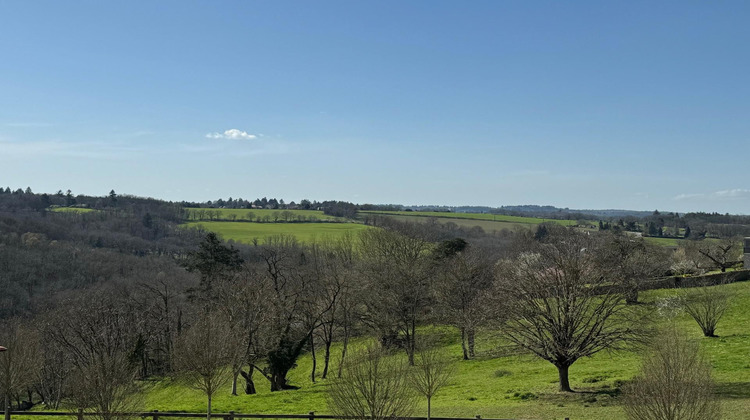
<box><xmin>402</xmin><ymin>204</ymin><xmax>652</xmax><ymax>220</ymax></box>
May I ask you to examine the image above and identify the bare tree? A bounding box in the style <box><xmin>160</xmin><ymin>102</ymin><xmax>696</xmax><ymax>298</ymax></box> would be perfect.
<box><xmin>682</xmin><ymin>284</ymin><xmax>731</xmax><ymax>337</ymax></box>
<box><xmin>45</xmin><ymin>288</ymin><xmax>143</xmax><ymax>420</ymax></box>
<box><xmin>685</xmin><ymin>238</ymin><xmax>742</xmax><ymax>273</ymax></box>
<box><xmin>251</xmin><ymin>235</ymin><xmax>331</xmax><ymax>391</ymax></box>
<box><xmin>0</xmin><ymin>319</ymin><xmax>40</xmax><ymax>414</ymax></box>
<box><xmin>496</xmin><ymin>228</ymin><xmax>647</xmax><ymax>392</ymax></box>
<box><xmin>173</xmin><ymin>311</ymin><xmax>240</xmax><ymax>420</ymax></box>
<box><xmin>597</xmin><ymin>232</ymin><xmax>669</xmax><ymax>304</ymax></box>
<box><xmin>327</xmin><ymin>344</ymin><xmax>416</xmax><ymax>420</ymax></box>
<box><xmin>623</xmin><ymin>328</ymin><xmax>720</xmax><ymax>420</ymax></box>
<box><xmin>358</xmin><ymin>228</ymin><xmax>434</xmax><ymax>365</ymax></box>
<box><xmin>309</xmin><ymin>233</ymin><xmax>359</xmax><ymax>380</ymax></box>
<box><xmin>434</xmin><ymin>241</ymin><xmax>494</xmax><ymax>359</ymax></box>
<box><xmin>409</xmin><ymin>342</ymin><xmax>454</xmax><ymax>420</ymax></box>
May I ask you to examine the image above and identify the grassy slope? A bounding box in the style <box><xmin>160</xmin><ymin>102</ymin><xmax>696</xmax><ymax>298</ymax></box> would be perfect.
<box><xmin>360</xmin><ymin>211</ymin><xmax>579</xmax><ymax>226</ymax></box>
<box><xmin>185</xmin><ymin>208</ymin><xmax>341</xmax><ymax>222</ymax></box>
<box><xmin>183</xmin><ymin>221</ymin><xmax>371</xmax><ymax>244</ymax></box>
<box><xmin>48</xmin><ymin>207</ymin><xmax>96</xmax><ymax>213</ymax></box>
<box><xmin>376</xmin><ymin>214</ymin><xmax>534</xmax><ymax>234</ymax></box>
<box><xmin>144</xmin><ymin>281</ymin><xmax>750</xmax><ymax>420</ymax></box>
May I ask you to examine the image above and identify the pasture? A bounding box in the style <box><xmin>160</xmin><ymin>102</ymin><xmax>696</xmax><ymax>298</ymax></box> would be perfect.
<box><xmin>359</xmin><ymin>210</ymin><xmax>581</xmax><ymax>226</ymax></box>
<box><xmin>142</xmin><ymin>280</ymin><xmax>750</xmax><ymax>420</ymax></box>
<box><xmin>372</xmin><ymin>214</ymin><xmax>533</xmax><ymax>235</ymax></box>
<box><xmin>184</xmin><ymin>208</ymin><xmax>342</xmax><ymax>222</ymax></box>
<box><xmin>183</xmin><ymin>221</ymin><xmax>371</xmax><ymax>244</ymax></box>
<box><xmin>48</xmin><ymin>206</ymin><xmax>96</xmax><ymax>213</ymax></box>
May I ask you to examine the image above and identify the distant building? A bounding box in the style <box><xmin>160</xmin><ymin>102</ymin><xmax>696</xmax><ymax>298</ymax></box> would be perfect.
<box><xmin>745</xmin><ymin>237</ymin><xmax>750</xmax><ymax>269</ymax></box>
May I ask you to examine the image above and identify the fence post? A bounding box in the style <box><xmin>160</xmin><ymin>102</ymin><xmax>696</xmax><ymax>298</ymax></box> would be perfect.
<box><xmin>77</xmin><ymin>408</ymin><xmax>84</xmax><ymax>420</ymax></box>
<box><xmin>309</xmin><ymin>411</ymin><xmax>315</xmax><ymax>420</ymax></box>
<box><xmin>152</xmin><ymin>410</ymin><xmax>159</xmax><ymax>420</ymax></box>
<box><xmin>229</xmin><ymin>411</ymin><xmax>235</xmax><ymax>420</ymax></box>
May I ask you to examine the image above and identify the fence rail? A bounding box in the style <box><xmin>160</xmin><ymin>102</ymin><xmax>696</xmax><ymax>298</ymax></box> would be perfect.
<box><xmin>6</xmin><ymin>411</ymin><xmax>569</xmax><ymax>420</ymax></box>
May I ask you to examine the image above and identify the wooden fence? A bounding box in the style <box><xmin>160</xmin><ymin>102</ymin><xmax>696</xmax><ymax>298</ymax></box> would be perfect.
<box><xmin>5</xmin><ymin>411</ymin><xmax>569</xmax><ymax>420</ymax></box>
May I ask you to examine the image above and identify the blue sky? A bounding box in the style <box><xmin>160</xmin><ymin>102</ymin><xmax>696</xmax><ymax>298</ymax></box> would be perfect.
<box><xmin>1</xmin><ymin>1</ymin><xmax>749</xmax><ymax>213</ymax></box>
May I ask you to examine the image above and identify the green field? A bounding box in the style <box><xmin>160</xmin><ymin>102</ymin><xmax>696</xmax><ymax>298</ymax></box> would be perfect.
<box><xmin>139</xmin><ymin>280</ymin><xmax>750</xmax><ymax>420</ymax></box>
<box><xmin>184</xmin><ymin>221</ymin><xmax>371</xmax><ymax>244</ymax></box>
<box><xmin>643</xmin><ymin>236</ymin><xmax>684</xmax><ymax>247</ymax></box>
<box><xmin>185</xmin><ymin>208</ymin><xmax>342</xmax><ymax>222</ymax></box>
<box><xmin>375</xmin><ymin>214</ymin><xmax>535</xmax><ymax>234</ymax></box>
<box><xmin>48</xmin><ymin>206</ymin><xmax>96</xmax><ymax>213</ymax></box>
<box><xmin>359</xmin><ymin>210</ymin><xmax>581</xmax><ymax>226</ymax></box>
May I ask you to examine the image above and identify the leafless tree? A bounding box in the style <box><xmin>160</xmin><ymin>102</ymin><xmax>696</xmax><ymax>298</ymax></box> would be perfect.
<box><xmin>496</xmin><ymin>228</ymin><xmax>648</xmax><ymax>392</ymax></box>
<box><xmin>173</xmin><ymin>311</ymin><xmax>241</xmax><ymax>420</ymax></box>
<box><xmin>212</xmin><ymin>266</ymin><xmax>272</xmax><ymax>395</ymax></box>
<box><xmin>327</xmin><ymin>344</ymin><xmax>416</xmax><ymax>420</ymax></box>
<box><xmin>623</xmin><ymin>328</ymin><xmax>720</xmax><ymax>420</ymax></box>
<box><xmin>596</xmin><ymin>232</ymin><xmax>669</xmax><ymax>304</ymax></box>
<box><xmin>0</xmin><ymin>319</ymin><xmax>40</xmax><ymax>413</ymax></box>
<box><xmin>409</xmin><ymin>341</ymin><xmax>454</xmax><ymax>420</ymax></box>
<box><xmin>434</xmin><ymin>242</ymin><xmax>494</xmax><ymax>359</ymax></box>
<box><xmin>251</xmin><ymin>235</ymin><xmax>331</xmax><ymax>391</ymax></box>
<box><xmin>45</xmin><ymin>288</ymin><xmax>144</xmax><ymax>420</ymax></box>
<box><xmin>358</xmin><ymin>228</ymin><xmax>434</xmax><ymax>365</ymax></box>
<box><xmin>309</xmin><ymin>233</ymin><xmax>359</xmax><ymax>380</ymax></box>
<box><xmin>685</xmin><ymin>238</ymin><xmax>742</xmax><ymax>273</ymax></box>
<box><xmin>682</xmin><ymin>284</ymin><xmax>731</xmax><ymax>337</ymax></box>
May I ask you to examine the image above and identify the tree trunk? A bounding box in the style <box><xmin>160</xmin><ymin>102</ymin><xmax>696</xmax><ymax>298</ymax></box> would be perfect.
<box><xmin>231</xmin><ymin>369</ymin><xmax>239</xmax><ymax>395</ymax></box>
<box><xmin>310</xmin><ymin>333</ymin><xmax>317</xmax><ymax>383</ymax></box>
<box><xmin>322</xmin><ymin>340</ymin><xmax>332</xmax><ymax>379</ymax></box>
<box><xmin>338</xmin><ymin>333</ymin><xmax>349</xmax><ymax>378</ymax></box>
<box><xmin>460</xmin><ymin>328</ymin><xmax>469</xmax><ymax>360</ymax></box>
<box><xmin>206</xmin><ymin>394</ymin><xmax>212</xmax><ymax>420</ymax></box>
<box><xmin>270</xmin><ymin>372</ymin><xmax>288</xmax><ymax>391</ymax></box>
<box><xmin>467</xmin><ymin>328</ymin><xmax>476</xmax><ymax>358</ymax></box>
<box><xmin>625</xmin><ymin>287</ymin><xmax>639</xmax><ymax>305</ymax></box>
<box><xmin>239</xmin><ymin>370</ymin><xmax>256</xmax><ymax>395</ymax></box>
<box><xmin>557</xmin><ymin>363</ymin><xmax>573</xmax><ymax>392</ymax></box>
<box><xmin>427</xmin><ymin>396</ymin><xmax>432</xmax><ymax>420</ymax></box>
<box><xmin>407</xmin><ymin>321</ymin><xmax>416</xmax><ymax>366</ymax></box>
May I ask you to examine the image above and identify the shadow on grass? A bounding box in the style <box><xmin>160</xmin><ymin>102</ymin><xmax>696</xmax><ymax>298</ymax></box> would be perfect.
<box><xmin>716</xmin><ymin>381</ymin><xmax>750</xmax><ymax>399</ymax></box>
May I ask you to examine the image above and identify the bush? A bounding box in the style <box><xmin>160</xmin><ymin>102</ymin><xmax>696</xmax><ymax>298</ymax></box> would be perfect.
<box><xmin>623</xmin><ymin>328</ymin><xmax>720</xmax><ymax>420</ymax></box>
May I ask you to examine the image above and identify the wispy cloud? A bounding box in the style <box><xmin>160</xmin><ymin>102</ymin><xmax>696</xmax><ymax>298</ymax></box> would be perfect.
<box><xmin>674</xmin><ymin>189</ymin><xmax>750</xmax><ymax>201</ymax></box>
<box><xmin>0</xmin><ymin>139</ymin><xmax>140</xmax><ymax>159</ymax></box>
<box><xmin>3</xmin><ymin>122</ymin><xmax>52</xmax><ymax>128</ymax></box>
<box><xmin>714</xmin><ymin>189</ymin><xmax>750</xmax><ymax>198</ymax></box>
<box><xmin>205</xmin><ymin>129</ymin><xmax>258</xmax><ymax>140</ymax></box>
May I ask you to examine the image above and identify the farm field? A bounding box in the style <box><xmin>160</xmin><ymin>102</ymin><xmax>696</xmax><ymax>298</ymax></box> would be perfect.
<box><xmin>48</xmin><ymin>206</ymin><xmax>96</xmax><ymax>213</ymax></box>
<box><xmin>184</xmin><ymin>208</ymin><xmax>342</xmax><ymax>222</ymax></box>
<box><xmin>374</xmin><ymin>214</ymin><xmax>534</xmax><ymax>234</ymax></box>
<box><xmin>139</xmin><ymin>280</ymin><xmax>750</xmax><ymax>420</ymax></box>
<box><xmin>183</xmin><ymin>221</ymin><xmax>370</xmax><ymax>244</ymax></box>
<box><xmin>359</xmin><ymin>210</ymin><xmax>581</xmax><ymax>226</ymax></box>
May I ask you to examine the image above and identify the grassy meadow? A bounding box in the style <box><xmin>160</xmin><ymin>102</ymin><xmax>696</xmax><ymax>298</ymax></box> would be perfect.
<box><xmin>359</xmin><ymin>210</ymin><xmax>581</xmax><ymax>226</ymax></box>
<box><xmin>185</xmin><ymin>208</ymin><xmax>342</xmax><ymax>222</ymax></box>
<box><xmin>183</xmin><ymin>221</ymin><xmax>371</xmax><ymax>244</ymax></box>
<box><xmin>48</xmin><ymin>206</ymin><xmax>96</xmax><ymax>213</ymax></box>
<box><xmin>138</xmin><ymin>280</ymin><xmax>750</xmax><ymax>420</ymax></box>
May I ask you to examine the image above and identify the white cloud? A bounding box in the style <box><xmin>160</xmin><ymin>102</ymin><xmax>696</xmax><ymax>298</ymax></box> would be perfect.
<box><xmin>674</xmin><ymin>193</ymin><xmax>705</xmax><ymax>201</ymax></box>
<box><xmin>0</xmin><ymin>139</ymin><xmax>140</xmax><ymax>159</ymax></box>
<box><xmin>714</xmin><ymin>189</ymin><xmax>750</xmax><ymax>198</ymax></box>
<box><xmin>674</xmin><ymin>189</ymin><xmax>750</xmax><ymax>201</ymax></box>
<box><xmin>205</xmin><ymin>129</ymin><xmax>258</xmax><ymax>140</ymax></box>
